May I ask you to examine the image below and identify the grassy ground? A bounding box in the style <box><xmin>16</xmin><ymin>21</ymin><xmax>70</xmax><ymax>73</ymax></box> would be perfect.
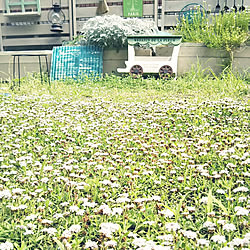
<box><xmin>0</xmin><ymin>71</ymin><xmax>249</xmax><ymax>249</ymax></box>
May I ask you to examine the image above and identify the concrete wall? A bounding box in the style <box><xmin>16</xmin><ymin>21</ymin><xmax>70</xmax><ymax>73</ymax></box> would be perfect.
<box><xmin>0</xmin><ymin>44</ymin><xmax>249</xmax><ymax>82</ymax></box>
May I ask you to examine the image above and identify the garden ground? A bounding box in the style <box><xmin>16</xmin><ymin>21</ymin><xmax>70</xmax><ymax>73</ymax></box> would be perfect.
<box><xmin>0</xmin><ymin>70</ymin><xmax>249</xmax><ymax>249</ymax></box>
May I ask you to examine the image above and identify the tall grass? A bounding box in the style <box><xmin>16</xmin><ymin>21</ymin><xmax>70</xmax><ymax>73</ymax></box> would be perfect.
<box><xmin>6</xmin><ymin>66</ymin><xmax>249</xmax><ymax>103</ymax></box>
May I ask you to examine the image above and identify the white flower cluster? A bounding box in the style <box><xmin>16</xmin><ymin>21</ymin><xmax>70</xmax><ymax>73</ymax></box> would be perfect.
<box><xmin>99</xmin><ymin>222</ymin><xmax>120</xmax><ymax>238</ymax></box>
<box><xmin>0</xmin><ymin>241</ymin><xmax>13</xmax><ymax>250</ymax></box>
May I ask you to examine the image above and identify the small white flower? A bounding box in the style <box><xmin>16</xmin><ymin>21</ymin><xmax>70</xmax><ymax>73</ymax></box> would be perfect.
<box><xmin>68</xmin><ymin>225</ymin><xmax>81</xmax><ymax>233</ymax></box>
<box><xmin>23</xmin><ymin>230</ymin><xmax>34</xmax><ymax>235</ymax></box>
<box><xmin>40</xmin><ymin>177</ymin><xmax>49</xmax><ymax>183</ymax></box>
<box><xmin>223</xmin><ymin>223</ymin><xmax>236</xmax><ymax>232</ymax></box>
<box><xmin>41</xmin><ymin>227</ymin><xmax>57</xmax><ymax>235</ymax></box>
<box><xmin>84</xmin><ymin>240</ymin><xmax>98</xmax><ymax>249</ymax></box>
<box><xmin>41</xmin><ymin>219</ymin><xmax>53</xmax><ymax>225</ymax></box>
<box><xmin>61</xmin><ymin>229</ymin><xmax>72</xmax><ymax>239</ymax></box>
<box><xmin>132</xmin><ymin>237</ymin><xmax>147</xmax><ymax>247</ymax></box>
<box><xmin>200</xmin><ymin>197</ymin><xmax>208</xmax><ymax>204</ymax></box>
<box><xmin>203</xmin><ymin>221</ymin><xmax>216</xmax><ymax>228</ymax></box>
<box><xmin>233</xmin><ymin>186</ymin><xmax>249</xmax><ymax>193</ymax></box>
<box><xmin>97</xmin><ymin>204</ymin><xmax>112</xmax><ymax>215</ymax></box>
<box><xmin>69</xmin><ymin>205</ymin><xmax>79</xmax><ymax>212</ymax></box>
<box><xmin>0</xmin><ymin>241</ymin><xmax>14</xmax><ymax>250</ymax></box>
<box><xmin>116</xmin><ymin>197</ymin><xmax>130</xmax><ymax>203</ymax></box>
<box><xmin>104</xmin><ymin>240</ymin><xmax>117</xmax><ymax>247</ymax></box>
<box><xmin>181</xmin><ymin>230</ymin><xmax>197</xmax><ymax>239</ymax></box>
<box><xmin>76</xmin><ymin>209</ymin><xmax>85</xmax><ymax>216</ymax></box>
<box><xmin>197</xmin><ymin>238</ymin><xmax>209</xmax><ymax>247</ymax></box>
<box><xmin>25</xmin><ymin>214</ymin><xmax>37</xmax><ymax>220</ymax></box>
<box><xmin>156</xmin><ymin>234</ymin><xmax>173</xmax><ymax>242</ymax></box>
<box><xmin>165</xmin><ymin>222</ymin><xmax>180</xmax><ymax>232</ymax></box>
<box><xmin>217</xmin><ymin>219</ymin><xmax>227</xmax><ymax>225</ymax></box>
<box><xmin>112</xmin><ymin>207</ymin><xmax>123</xmax><ymax>215</ymax></box>
<box><xmin>235</xmin><ymin>207</ymin><xmax>249</xmax><ymax>216</ymax></box>
<box><xmin>211</xmin><ymin>235</ymin><xmax>226</xmax><ymax>244</ymax></box>
<box><xmin>127</xmin><ymin>232</ymin><xmax>138</xmax><ymax>238</ymax></box>
<box><xmin>159</xmin><ymin>209</ymin><xmax>174</xmax><ymax>218</ymax></box>
<box><xmin>216</xmin><ymin>189</ymin><xmax>226</xmax><ymax>194</ymax></box>
<box><xmin>53</xmin><ymin>213</ymin><xmax>64</xmax><ymax>219</ymax></box>
<box><xmin>99</xmin><ymin>222</ymin><xmax>120</xmax><ymax>238</ymax></box>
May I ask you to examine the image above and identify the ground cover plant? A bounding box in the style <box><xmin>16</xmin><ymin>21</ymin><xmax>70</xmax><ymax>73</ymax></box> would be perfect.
<box><xmin>0</xmin><ymin>73</ymin><xmax>249</xmax><ymax>249</ymax></box>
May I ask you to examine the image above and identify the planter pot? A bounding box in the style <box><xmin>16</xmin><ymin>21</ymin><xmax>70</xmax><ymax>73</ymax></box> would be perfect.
<box><xmin>103</xmin><ymin>43</ymin><xmax>250</xmax><ymax>76</ymax></box>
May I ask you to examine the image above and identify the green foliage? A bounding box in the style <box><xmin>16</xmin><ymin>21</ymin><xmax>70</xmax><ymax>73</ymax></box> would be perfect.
<box><xmin>0</xmin><ymin>72</ymin><xmax>249</xmax><ymax>249</ymax></box>
<box><xmin>176</xmin><ymin>11</ymin><xmax>250</xmax><ymax>65</ymax></box>
<box><xmin>78</xmin><ymin>15</ymin><xmax>158</xmax><ymax>49</ymax></box>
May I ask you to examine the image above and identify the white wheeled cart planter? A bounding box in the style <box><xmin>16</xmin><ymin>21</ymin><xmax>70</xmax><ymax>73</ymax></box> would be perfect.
<box><xmin>117</xmin><ymin>32</ymin><xmax>182</xmax><ymax>78</ymax></box>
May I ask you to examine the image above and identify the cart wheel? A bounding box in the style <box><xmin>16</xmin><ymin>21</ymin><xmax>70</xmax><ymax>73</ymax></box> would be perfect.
<box><xmin>130</xmin><ymin>65</ymin><xmax>143</xmax><ymax>78</ymax></box>
<box><xmin>159</xmin><ymin>65</ymin><xmax>173</xmax><ymax>79</ymax></box>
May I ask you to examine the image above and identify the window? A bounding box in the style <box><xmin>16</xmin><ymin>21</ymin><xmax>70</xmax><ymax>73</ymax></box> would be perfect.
<box><xmin>5</xmin><ymin>0</ymin><xmax>41</xmax><ymax>15</ymax></box>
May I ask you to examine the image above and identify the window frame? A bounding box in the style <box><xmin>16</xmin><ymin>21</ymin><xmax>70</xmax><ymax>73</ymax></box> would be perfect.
<box><xmin>5</xmin><ymin>0</ymin><xmax>41</xmax><ymax>15</ymax></box>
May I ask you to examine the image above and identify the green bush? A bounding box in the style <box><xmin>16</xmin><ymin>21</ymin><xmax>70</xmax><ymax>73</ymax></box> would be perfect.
<box><xmin>176</xmin><ymin>11</ymin><xmax>250</xmax><ymax>66</ymax></box>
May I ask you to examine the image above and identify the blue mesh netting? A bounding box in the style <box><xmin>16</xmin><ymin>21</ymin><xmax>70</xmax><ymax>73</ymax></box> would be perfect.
<box><xmin>50</xmin><ymin>45</ymin><xmax>103</xmax><ymax>81</ymax></box>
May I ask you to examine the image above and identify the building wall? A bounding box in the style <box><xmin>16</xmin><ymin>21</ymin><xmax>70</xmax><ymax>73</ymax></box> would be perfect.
<box><xmin>1</xmin><ymin>0</ymin><xmax>248</xmax><ymax>51</ymax></box>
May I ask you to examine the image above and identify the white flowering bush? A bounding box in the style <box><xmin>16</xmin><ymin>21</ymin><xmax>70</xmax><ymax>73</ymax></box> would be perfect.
<box><xmin>79</xmin><ymin>15</ymin><xmax>158</xmax><ymax>48</ymax></box>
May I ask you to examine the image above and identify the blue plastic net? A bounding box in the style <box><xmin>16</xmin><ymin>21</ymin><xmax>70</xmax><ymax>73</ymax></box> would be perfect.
<box><xmin>50</xmin><ymin>45</ymin><xmax>103</xmax><ymax>81</ymax></box>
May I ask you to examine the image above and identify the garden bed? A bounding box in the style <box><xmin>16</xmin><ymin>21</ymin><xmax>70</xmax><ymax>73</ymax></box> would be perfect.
<box><xmin>0</xmin><ymin>75</ymin><xmax>249</xmax><ymax>249</ymax></box>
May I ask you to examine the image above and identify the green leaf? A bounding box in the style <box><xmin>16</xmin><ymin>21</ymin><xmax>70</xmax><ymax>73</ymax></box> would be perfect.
<box><xmin>53</xmin><ymin>239</ymin><xmax>65</xmax><ymax>250</ymax></box>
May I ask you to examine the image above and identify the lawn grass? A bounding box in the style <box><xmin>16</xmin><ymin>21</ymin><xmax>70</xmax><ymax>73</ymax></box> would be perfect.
<box><xmin>0</xmin><ymin>71</ymin><xmax>249</xmax><ymax>249</ymax></box>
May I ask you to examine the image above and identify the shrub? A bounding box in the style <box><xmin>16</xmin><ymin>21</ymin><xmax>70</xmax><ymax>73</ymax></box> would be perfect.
<box><xmin>79</xmin><ymin>15</ymin><xmax>158</xmax><ymax>49</ymax></box>
<box><xmin>176</xmin><ymin>11</ymin><xmax>250</xmax><ymax>67</ymax></box>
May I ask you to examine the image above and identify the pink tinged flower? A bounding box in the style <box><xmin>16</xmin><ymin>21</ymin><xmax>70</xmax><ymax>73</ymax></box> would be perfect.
<box><xmin>211</xmin><ymin>235</ymin><xmax>226</xmax><ymax>244</ymax></box>
<box><xmin>84</xmin><ymin>240</ymin><xmax>98</xmax><ymax>249</ymax></box>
